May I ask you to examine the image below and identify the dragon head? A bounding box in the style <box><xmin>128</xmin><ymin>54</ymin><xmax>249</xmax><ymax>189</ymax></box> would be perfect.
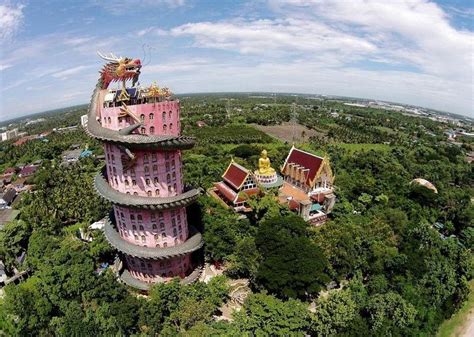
<box><xmin>97</xmin><ymin>51</ymin><xmax>142</xmax><ymax>89</ymax></box>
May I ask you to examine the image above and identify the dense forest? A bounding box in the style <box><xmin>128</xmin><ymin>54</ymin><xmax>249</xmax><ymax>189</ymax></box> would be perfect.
<box><xmin>0</xmin><ymin>94</ymin><xmax>472</xmax><ymax>336</ymax></box>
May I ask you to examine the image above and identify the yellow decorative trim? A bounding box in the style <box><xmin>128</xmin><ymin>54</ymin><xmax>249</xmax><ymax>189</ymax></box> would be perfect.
<box><xmin>309</xmin><ymin>157</ymin><xmax>334</xmax><ymax>187</ymax></box>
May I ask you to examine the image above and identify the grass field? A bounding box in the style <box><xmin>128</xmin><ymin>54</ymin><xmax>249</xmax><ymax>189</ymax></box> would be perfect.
<box><xmin>252</xmin><ymin>122</ymin><xmax>326</xmax><ymax>143</ymax></box>
<box><xmin>375</xmin><ymin>126</ymin><xmax>397</xmax><ymax>134</ymax></box>
<box><xmin>437</xmin><ymin>280</ymin><xmax>474</xmax><ymax>337</ymax></box>
<box><xmin>334</xmin><ymin>143</ymin><xmax>392</xmax><ymax>153</ymax></box>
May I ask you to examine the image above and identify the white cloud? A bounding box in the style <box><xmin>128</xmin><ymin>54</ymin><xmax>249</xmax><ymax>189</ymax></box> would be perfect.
<box><xmin>169</xmin><ymin>18</ymin><xmax>376</xmax><ymax>59</ymax></box>
<box><xmin>270</xmin><ymin>0</ymin><xmax>473</xmax><ymax>80</ymax></box>
<box><xmin>161</xmin><ymin>0</ymin><xmax>472</xmax><ymax>115</ymax></box>
<box><xmin>0</xmin><ymin>63</ymin><xmax>12</xmax><ymax>71</ymax></box>
<box><xmin>0</xmin><ymin>4</ymin><xmax>24</xmax><ymax>41</ymax></box>
<box><xmin>51</xmin><ymin>65</ymin><xmax>94</xmax><ymax>80</ymax></box>
<box><xmin>91</xmin><ymin>0</ymin><xmax>185</xmax><ymax>15</ymax></box>
<box><xmin>141</xmin><ymin>58</ymin><xmax>471</xmax><ymax>115</ymax></box>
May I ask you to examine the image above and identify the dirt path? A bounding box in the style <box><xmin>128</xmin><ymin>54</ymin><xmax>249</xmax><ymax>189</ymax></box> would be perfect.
<box><xmin>459</xmin><ymin>309</ymin><xmax>474</xmax><ymax>337</ymax></box>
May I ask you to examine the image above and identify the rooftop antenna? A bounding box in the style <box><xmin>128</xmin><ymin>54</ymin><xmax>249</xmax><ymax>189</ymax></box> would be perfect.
<box><xmin>291</xmin><ymin>96</ymin><xmax>298</xmax><ymax>144</ymax></box>
<box><xmin>226</xmin><ymin>98</ymin><xmax>231</xmax><ymax>119</ymax></box>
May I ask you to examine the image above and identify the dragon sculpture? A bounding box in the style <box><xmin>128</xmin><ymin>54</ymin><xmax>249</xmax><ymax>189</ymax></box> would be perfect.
<box><xmin>85</xmin><ymin>51</ymin><xmax>195</xmax><ymax>164</ymax></box>
<box><xmin>97</xmin><ymin>51</ymin><xmax>142</xmax><ymax>90</ymax></box>
<box><xmin>90</xmin><ymin>52</ymin><xmax>143</xmax><ymax>168</ymax></box>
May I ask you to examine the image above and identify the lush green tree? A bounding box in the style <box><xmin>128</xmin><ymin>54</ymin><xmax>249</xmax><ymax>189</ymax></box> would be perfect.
<box><xmin>366</xmin><ymin>292</ymin><xmax>417</xmax><ymax>334</ymax></box>
<box><xmin>0</xmin><ymin>220</ymin><xmax>31</xmax><ymax>271</ymax></box>
<box><xmin>233</xmin><ymin>293</ymin><xmax>310</xmax><ymax>336</ymax></box>
<box><xmin>256</xmin><ymin>214</ymin><xmax>330</xmax><ymax>299</ymax></box>
<box><xmin>227</xmin><ymin>236</ymin><xmax>260</xmax><ymax>280</ymax></box>
<box><xmin>310</xmin><ymin>289</ymin><xmax>358</xmax><ymax>337</ymax></box>
<box><xmin>1</xmin><ymin>276</ymin><xmax>53</xmax><ymax>336</ymax></box>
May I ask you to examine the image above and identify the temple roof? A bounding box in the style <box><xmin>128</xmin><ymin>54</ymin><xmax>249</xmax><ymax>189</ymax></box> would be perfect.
<box><xmin>214</xmin><ymin>181</ymin><xmax>237</xmax><ymax>202</ymax></box>
<box><xmin>104</xmin><ymin>216</ymin><xmax>203</xmax><ymax>259</ymax></box>
<box><xmin>282</xmin><ymin>147</ymin><xmax>324</xmax><ymax>185</ymax></box>
<box><xmin>222</xmin><ymin>161</ymin><xmax>250</xmax><ymax>190</ymax></box>
<box><xmin>94</xmin><ymin>171</ymin><xmax>202</xmax><ymax>209</ymax></box>
<box><xmin>214</xmin><ymin>181</ymin><xmax>259</xmax><ymax>204</ymax></box>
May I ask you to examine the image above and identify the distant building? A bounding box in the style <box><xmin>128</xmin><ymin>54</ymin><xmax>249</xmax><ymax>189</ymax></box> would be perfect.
<box><xmin>54</xmin><ymin>125</ymin><xmax>79</xmax><ymax>133</ymax></box>
<box><xmin>19</xmin><ymin>165</ymin><xmax>38</xmax><ymax>178</ymax></box>
<box><xmin>210</xmin><ymin>160</ymin><xmax>260</xmax><ymax>211</ymax></box>
<box><xmin>62</xmin><ymin>149</ymin><xmax>82</xmax><ymax>164</ymax></box>
<box><xmin>0</xmin><ymin>189</ymin><xmax>17</xmax><ymax>208</ymax></box>
<box><xmin>0</xmin><ymin>128</ymin><xmax>19</xmax><ymax>141</ymax></box>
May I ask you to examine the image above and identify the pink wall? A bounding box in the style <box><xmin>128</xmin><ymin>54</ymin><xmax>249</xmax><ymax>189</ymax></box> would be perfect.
<box><xmin>100</xmin><ymin>97</ymin><xmax>195</xmax><ymax>284</ymax></box>
<box><xmin>105</xmin><ymin>143</ymin><xmax>184</xmax><ymax>197</ymax></box>
<box><xmin>100</xmin><ymin>100</ymin><xmax>181</xmax><ymax>137</ymax></box>
<box><xmin>113</xmin><ymin>205</ymin><xmax>189</xmax><ymax>247</ymax></box>
<box><xmin>125</xmin><ymin>255</ymin><xmax>191</xmax><ymax>283</ymax></box>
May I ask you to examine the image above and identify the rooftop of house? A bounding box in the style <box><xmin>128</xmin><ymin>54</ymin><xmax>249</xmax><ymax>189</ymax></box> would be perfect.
<box><xmin>62</xmin><ymin>149</ymin><xmax>82</xmax><ymax>161</ymax></box>
<box><xmin>19</xmin><ymin>165</ymin><xmax>38</xmax><ymax>176</ymax></box>
<box><xmin>3</xmin><ymin>167</ymin><xmax>16</xmax><ymax>175</ymax></box>
<box><xmin>0</xmin><ymin>189</ymin><xmax>17</xmax><ymax>205</ymax></box>
<box><xmin>0</xmin><ymin>209</ymin><xmax>20</xmax><ymax>229</ymax></box>
<box><xmin>222</xmin><ymin>161</ymin><xmax>250</xmax><ymax>190</ymax></box>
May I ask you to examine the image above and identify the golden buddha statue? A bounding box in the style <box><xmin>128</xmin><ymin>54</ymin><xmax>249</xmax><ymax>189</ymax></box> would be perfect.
<box><xmin>257</xmin><ymin>149</ymin><xmax>276</xmax><ymax>176</ymax></box>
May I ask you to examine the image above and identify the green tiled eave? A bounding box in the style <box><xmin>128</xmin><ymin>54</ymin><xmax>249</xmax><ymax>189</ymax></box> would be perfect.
<box><xmin>103</xmin><ymin>216</ymin><xmax>203</xmax><ymax>259</ymax></box>
<box><xmin>94</xmin><ymin>171</ymin><xmax>203</xmax><ymax>210</ymax></box>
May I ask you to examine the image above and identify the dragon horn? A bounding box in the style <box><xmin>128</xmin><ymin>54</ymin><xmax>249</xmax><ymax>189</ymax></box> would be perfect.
<box><xmin>110</xmin><ymin>52</ymin><xmax>123</xmax><ymax>60</ymax></box>
<box><xmin>97</xmin><ymin>51</ymin><xmax>120</xmax><ymax>62</ymax></box>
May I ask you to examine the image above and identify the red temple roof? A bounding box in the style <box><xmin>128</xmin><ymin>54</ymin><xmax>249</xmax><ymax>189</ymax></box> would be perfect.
<box><xmin>214</xmin><ymin>182</ymin><xmax>237</xmax><ymax>203</ymax></box>
<box><xmin>222</xmin><ymin>161</ymin><xmax>249</xmax><ymax>190</ymax></box>
<box><xmin>288</xmin><ymin>199</ymin><xmax>300</xmax><ymax>211</ymax></box>
<box><xmin>282</xmin><ymin>147</ymin><xmax>323</xmax><ymax>185</ymax></box>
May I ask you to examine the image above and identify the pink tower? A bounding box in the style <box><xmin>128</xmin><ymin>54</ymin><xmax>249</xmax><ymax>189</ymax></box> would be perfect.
<box><xmin>85</xmin><ymin>53</ymin><xmax>203</xmax><ymax>291</ymax></box>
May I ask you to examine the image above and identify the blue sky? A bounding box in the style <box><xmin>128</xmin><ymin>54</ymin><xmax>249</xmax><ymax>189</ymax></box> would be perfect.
<box><xmin>0</xmin><ymin>0</ymin><xmax>472</xmax><ymax>121</ymax></box>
